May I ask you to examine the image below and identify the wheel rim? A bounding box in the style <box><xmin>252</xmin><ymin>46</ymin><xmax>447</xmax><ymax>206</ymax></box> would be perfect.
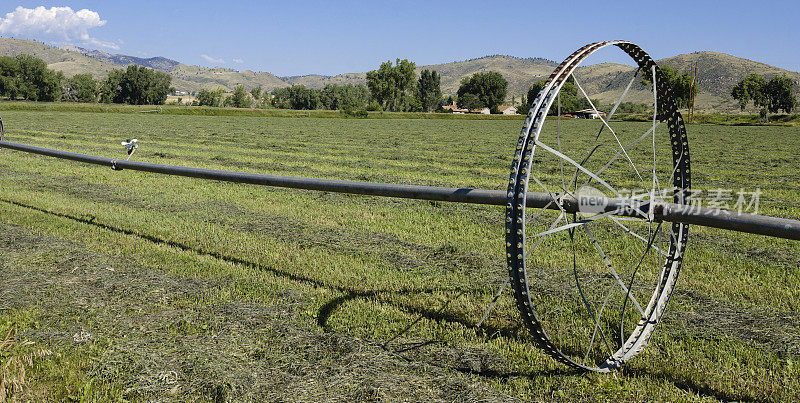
<box><xmin>505</xmin><ymin>41</ymin><xmax>691</xmax><ymax>372</ymax></box>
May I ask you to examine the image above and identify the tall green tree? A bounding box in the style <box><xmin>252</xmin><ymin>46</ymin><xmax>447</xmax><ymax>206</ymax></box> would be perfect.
<box><xmin>520</xmin><ymin>80</ymin><xmax>547</xmax><ymax>113</ymax></box>
<box><xmin>641</xmin><ymin>65</ymin><xmax>698</xmax><ymax>109</ymax></box>
<box><xmin>732</xmin><ymin>73</ymin><xmax>796</xmax><ymax>116</ymax></box>
<box><xmin>0</xmin><ymin>56</ymin><xmax>20</xmax><ymax>98</ymax></box>
<box><xmin>65</xmin><ymin>73</ymin><xmax>98</xmax><ymax>102</ymax></box>
<box><xmin>731</xmin><ymin>73</ymin><xmax>767</xmax><ymax>111</ymax></box>
<box><xmin>520</xmin><ymin>78</ymin><xmax>593</xmax><ymax>116</ymax></box>
<box><xmin>417</xmin><ymin>70</ymin><xmax>442</xmax><ymax>112</ymax></box>
<box><xmin>456</xmin><ymin>71</ymin><xmax>508</xmax><ymax>113</ymax></box>
<box><xmin>0</xmin><ymin>54</ymin><xmax>62</xmax><ymax>101</ymax></box>
<box><xmin>366</xmin><ymin>59</ymin><xmax>416</xmax><ymax>111</ymax></box>
<box><xmin>250</xmin><ymin>85</ymin><xmax>262</xmax><ymax>101</ymax></box>
<box><xmin>100</xmin><ymin>69</ymin><xmax>122</xmax><ymax>103</ymax></box>
<box><xmin>555</xmin><ymin>78</ymin><xmax>592</xmax><ymax>115</ymax></box>
<box><xmin>764</xmin><ymin>74</ymin><xmax>797</xmax><ymax>114</ymax></box>
<box><xmin>101</xmin><ymin>65</ymin><xmax>173</xmax><ymax>105</ymax></box>
<box><xmin>195</xmin><ymin>87</ymin><xmax>225</xmax><ymax>107</ymax></box>
<box><xmin>225</xmin><ymin>85</ymin><xmax>253</xmax><ymax>108</ymax></box>
<box><xmin>457</xmin><ymin>93</ymin><xmax>483</xmax><ymax>110</ymax></box>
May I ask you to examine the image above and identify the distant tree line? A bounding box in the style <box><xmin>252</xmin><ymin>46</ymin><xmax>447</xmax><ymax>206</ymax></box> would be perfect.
<box><xmin>1</xmin><ymin>53</ymin><xmax>521</xmax><ymax>113</ymax></box>
<box><xmin>363</xmin><ymin>59</ymin><xmax>510</xmax><ymax>113</ymax></box>
<box><xmin>191</xmin><ymin>83</ymin><xmax>376</xmax><ymax>111</ymax></box>
<box><xmin>263</xmin><ymin>59</ymin><xmax>448</xmax><ymax>113</ymax></box>
<box><xmin>0</xmin><ymin>54</ymin><xmax>173</xmax><ymax>105</ymax></box>
<box><xmin>732</xmin><ymin>73</ymin><xmax>796</xmax><ymax>119</ymax></box>
<box><xmin>271</xmin><ymin>83</ymin><xmax>373</xmax><ymax>110</ymax></box>
<box><xmin>5</xmin><ymin>53</ymin><xmax>796</xmax><ymax>118</ymax></box>
<box><xmin>260</xmin><ymin>61</ymin><xmax>510</xmax><ymax>114</ymax></box>
<box><xmin>188</xmin><ymin>59</ymin><xmax>511</xmax><ymax>113</ymax></box>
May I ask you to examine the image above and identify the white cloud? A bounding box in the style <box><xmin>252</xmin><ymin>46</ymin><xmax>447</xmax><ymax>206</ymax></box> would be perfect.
<box><xmin>0</xmin><ymin>6</ymin><xmax>119</xmax><ymax>49</ymax></box>
<box><xmin>86</xmin><ymin>36</ymin><xmax>119</xmax><ymax>50</ymax></box>
<box><xmin>233</xmin><ymin>58</ymin><xmax>243</xmax><ymax>63</ymax></box>
<box><xmin>201</xmin><ymin>54</ymin><xmax>225</xmax><ymax>64</ymax></box>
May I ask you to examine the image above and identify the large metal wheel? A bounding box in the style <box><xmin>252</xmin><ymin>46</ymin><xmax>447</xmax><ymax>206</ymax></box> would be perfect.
<box><xmin>505</xmin><ymin>41</ymin><xmax>691</xmax><ymax>372</ymax></box>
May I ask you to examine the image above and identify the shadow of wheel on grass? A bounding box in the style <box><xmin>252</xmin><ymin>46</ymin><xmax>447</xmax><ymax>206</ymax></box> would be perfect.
<box><xmin>0</xmin><ymin>197</ymin><xmax>777</xmax><ymax>401</ymax></box>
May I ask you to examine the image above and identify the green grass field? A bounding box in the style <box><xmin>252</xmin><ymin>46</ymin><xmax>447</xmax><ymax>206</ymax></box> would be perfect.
<box><xmin>0</xmin><ymin>110</ymin><xmax>798</xmax><ymax>401</ymax></box>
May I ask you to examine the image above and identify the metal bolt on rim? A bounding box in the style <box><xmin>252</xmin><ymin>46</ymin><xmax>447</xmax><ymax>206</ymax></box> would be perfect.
<box><xmin>505</xmin><ymin>41</ymin><xmax>691</xmax><ymax>372</ymax></box>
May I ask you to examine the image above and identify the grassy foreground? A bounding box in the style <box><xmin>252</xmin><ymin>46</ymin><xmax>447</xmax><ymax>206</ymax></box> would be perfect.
<box><xmin>0</xmin><ymin>110</ymin><xmax>798</xmax><ymax>401</ymax></box>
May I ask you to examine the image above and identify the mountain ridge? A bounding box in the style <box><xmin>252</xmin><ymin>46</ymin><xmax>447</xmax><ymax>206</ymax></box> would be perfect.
<box><xmin>59</xmin><ymin>45</ymin><xmax>181</xmax><ymax>71</ymax></box>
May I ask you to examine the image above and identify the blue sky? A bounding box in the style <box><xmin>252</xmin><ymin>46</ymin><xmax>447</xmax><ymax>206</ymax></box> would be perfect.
<box><xmin>1</xmin><ymin>1</ymin><xmax>798</xmax><ymax>76</ymax></box>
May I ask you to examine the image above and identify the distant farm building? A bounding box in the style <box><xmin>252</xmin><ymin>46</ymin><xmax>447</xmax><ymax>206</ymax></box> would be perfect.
<box><xmin>573</xmin><ymin>109</ymin><xmax>606</xmax><ymax>119</ymax></box>
<box><xmin>497</xmin><ymin>105</ymin><xmax>518</xmax><ymax>115</ymax></box>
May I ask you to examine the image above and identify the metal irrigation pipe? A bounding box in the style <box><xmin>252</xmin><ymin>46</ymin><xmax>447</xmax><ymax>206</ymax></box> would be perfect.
<box><xmin>1</xmin><ymin>139</ymin><xmax>798</xmax><ymax>241</ymax></box>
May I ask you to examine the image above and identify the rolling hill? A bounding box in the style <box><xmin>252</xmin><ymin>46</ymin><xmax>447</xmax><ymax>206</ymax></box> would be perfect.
<box><xmin>1</xmin><ymin>37</ymin><xmax>798</xmax><ymax>112</ymax></box>
<box><xmin>283</xmin><ymin>55</ymin><xmax>558</xmax><ymax>102</ymax></box>
<box><xmin>419</xmin><ymin>55</ymin><xmax>557</xmax><ymax>101</ymax></box>
<box><xmin>283</xmin><ymin>73</ymin><xmax>366</xmax><ymax>88</ymax></box>
<box><xmin>0</xmin><ymin>38</ymin><xmax>286</xmax><ymax>93</ymax></box>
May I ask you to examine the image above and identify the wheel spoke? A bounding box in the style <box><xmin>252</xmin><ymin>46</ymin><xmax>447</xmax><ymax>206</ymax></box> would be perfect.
<box><xmin>535</xmin><ymin>139</ymin><xmax>651</xmax><ymax>221</ymax></box>
<box><xmin>571</xmin><ymin>121</ymin><xmax>663</xmax><ymax>208</ymax></box>
<box><xmin>666</xmin><ymin>150</ymin><xmax>687</xmax><ymax>194</ymax></box>
<box><xmin>583</xmin><ymin>226</ymin><xmax>645</xmax><ymax>317</ymax></box>
<box><xmin>530</xmin><ymin>174</ymin><xmax>567</xmax><ymax>215</ymax></box>
<box><xmin>584</xmin><ymin>122</ymin><xmax>662</xmax><ymax>187</ymax></box>
<box><xmin>608</xmin><ymin>68</ymin><xmax>641</xmax><ymax>120</ymax></box>
<box><xmin>585</xmin><ymin>280</ymin><xmax>618</xmax><ymax>364</ymax></box>
<box><xmin>572</xmin><ymin>75</ymin><xmax>644</xmax><ymax>182</ymax></box>
<box><xmin>525</xmin><ymin>211</ymin><xmax>566</xmax><ymax>259</ymax></box>
<box><xmin>610</xmin><ymin>217</ymin><xmax>670</xmax><ymax>257</ymax></box>
<box><xmin>529</xmin><ymin>210</ymin><xmax>615</xmax><ymax>239</ymax></box>
<box><xmin>619</xmin><ymin>221</ymin><xmax>663</xmax><ymax>346</ymax></box>
<box><xmin>650</xmin><ymin>65</ymin><xmax>662</xmax><ymax>199</ymax></box>
<box><xmin>476</xmin><ymin>278</ymin><xmax>509</xmax><ymax>328</ymax></box>
<box><xmin>570</xmin><ymin>217</ymin><xmax>613</xmax><ymax>358</ymax></box>
<box><xmin>534</xmin><ymin>139</ymin><xmax>622</xmax><ymax>198</ymax></box>
<box><xmin>566</xmin><ymin>68</ymin><xmax>641</xmax><ymax>201</ymax></box>
<box><xmin>528</xmin><ymin>199</ymin><xmax>555</xmax><ymax>222</ymax></box>
<box><xmin>557</xmin><ymin>92</ymin><xmax>566</xmax><ymax>192</ymax></box>
<box><xmin>588</xmin><ymin>68</ymin><xmax>642</xmax><ymax>146</ymax></box>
